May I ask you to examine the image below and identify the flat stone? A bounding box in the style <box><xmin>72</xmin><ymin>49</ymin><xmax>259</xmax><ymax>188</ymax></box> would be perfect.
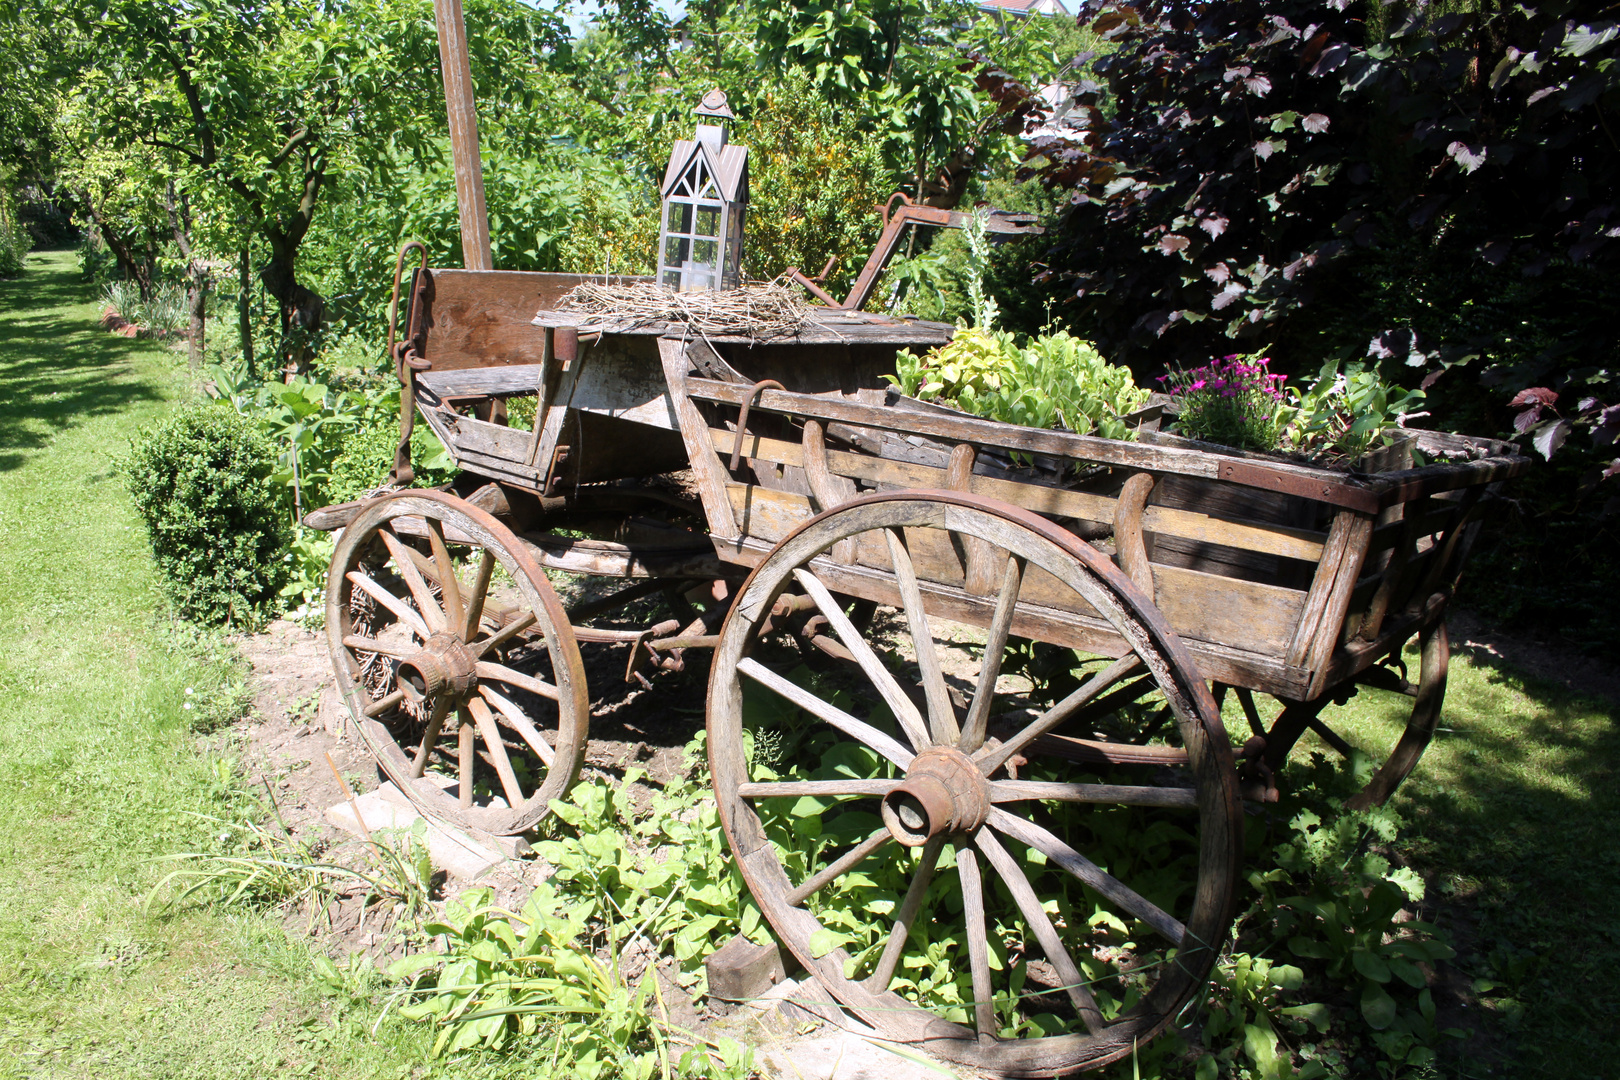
<box><xmin>323</xmin><ymin>782</ymin><xmax>510</xmax><ymax>880</ymax></box>
<box><xmin>757</xmin><ymin>1032</ymin><xmax>963</xmax><ymax>1080</ymax></box>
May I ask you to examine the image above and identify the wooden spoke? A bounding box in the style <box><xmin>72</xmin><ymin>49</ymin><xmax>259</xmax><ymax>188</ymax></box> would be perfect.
<box><xmin>1306</xmin><ymin>716</ymin><xmax>1360</xmax><ymax>760</ymax></box>
<box><xmin>424</xmin><ymin>518</ymin><xmax>466</xmax><ymax>633</ymax></box>
<box><xmin>792</xmin><ymin>568</ymin><xmax>932</xmax><ymax>753</ymax></box>
<box><xmin>467</xmin><ymin>696</ymin><xmax>524</xmax><ymax>809</ymax></box>
<box><xmin>410</xmin><ymin>698</ymin><xmax>449</xmax><ymax>778</ymax></box>
<box><xmin>957</xmin><ymin>846</ymin><xmax>998</xmax><ymax>1041</ymax></box>
<box><xmin>475</xmin><ymin>660</ymin><xmax>561</xmax><ymax>701</ymax></box>
<box><xmin>478</xmin><ymin>684</ymin><xmax>555</xmax><ymax>766</ymax></box>
<box><xmin>347</xmin><ymin>571</ymin><xmax>432</xmax><ymax>640</ymax></box>
<box><xmin>469</xmin><ymin>611</ymin><xmax>537</xmax><ymax>657</ymax></box>
<box><xmin>462</xmin><ymin>550</ymin><xmax>495</xmax><ymax>640</ymax></box>
<box><xmin>376</xmin><ymin>528</ymin><xmax>446</xmax><ymax>632</ymax></box>
<box><xmin>738</xmin><ymin>658</ymin><xmax>914</xmax><ymax>770</ymax></box>
<box><xmin>976</xmin><ymin>653</ymin><xmax>1145</xmax><ymax>775</ymax></box>
<box><xmin>975</xmin><ymin>828</ymin><xmax>1105</xmax><ymax>1035</ymax></box>
<box><xmin>883</xmin><ymin>529</ymin><xmax>958</xmax><ymax>744</ymax></box>
<box><xmin>363</xmin><ymin>689</ymin><xmax>405</xmax><ymax>718</ymax></box>
<box><xmin>786</xmin><ymin>828</ymin><xmax>893</xmax><ymax>907</ymax></box>
<box><xmin>866</xmin><ymin>835</ymin><xmax>946</xmax><ymax>992</ymax></box>
<box><xmin>990</xmin><ymin>779</ymin><xmax>1197</xmax><ymax>809</ymax></box>
<box><xmin>342</xmin><ymin>633</ymin><xmax>415</xmax><ymax>660</ymax></box>
<box><xmin>989</xmin><ymin>807</ymin><xmax>1186</xmax><ymax>945</ymax></box>
<box><xmin>1235</xmin><ymin>687</ymin><xmax>1267</xmax><ymax>738</ymax></box>
<box><xmin>458</xmin><ymin>719</ymin><xmax>476</xmax><ymax>809</ymax></box>
<box><xmin>960</xmin><ymin>555</ymin><xmax>1024</xmax><ymax>753</ymax></box>
<box><xmin>738</xmin><ymin>779</ymin><xmax>900</xmax><ymax>799</ymax></box>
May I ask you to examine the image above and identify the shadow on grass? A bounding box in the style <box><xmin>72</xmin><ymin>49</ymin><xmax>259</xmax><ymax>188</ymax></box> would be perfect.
<box><xmin>0</xmin><ymin>252</ymin><xmax>168</xmax><ymax>474</ymax></box>
<box><xmin>1393</xmin><ymin>634</ymin><xmax>1620</xmax><ymax>1078</ymax></box>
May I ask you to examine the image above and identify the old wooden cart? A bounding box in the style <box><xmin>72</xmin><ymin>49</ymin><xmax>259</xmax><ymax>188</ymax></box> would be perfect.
<box><xmin>308</xmin><ymin>251</ymin><xmax>1528</xmax><ymax>1075</ymax></box>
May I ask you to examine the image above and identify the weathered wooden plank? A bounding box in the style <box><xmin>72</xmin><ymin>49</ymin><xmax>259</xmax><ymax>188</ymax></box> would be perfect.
<box><xmin>660</xmin><ymin>338</ymin><xmax>740</xmax><ymax>539</ymax></box>
<box><xmin>724</xmin><ymin>481</ymin><xmax>1306</xmax><ymax>658</ymax></box>
<box><xmin>1301</xmin><ymin>512</ymin><xmax>1376</xmax><ymax>698</ymax></box>
<box><xmin>418</xmin><ymin>364</ymin><xmax>546</xmax><ymax>398</ymax></box>
<box><xmin>415</xmin><ymin>271</ymin><xmax>649</xmax><ymax>372</ymax></box>
<box><xmin>531</xmin><ymin>307</ymin><xmax>955</xmax><ymax>347</ymax></box>
<box><xmin>690</xmin><ymin>377</ymin><xmax>1388</xmax><ymax>512</ymax></box>
<box><xmin>707</xmin><ymin>427</ymin><xmax>1328</xmax><ymax>562</ymax></box>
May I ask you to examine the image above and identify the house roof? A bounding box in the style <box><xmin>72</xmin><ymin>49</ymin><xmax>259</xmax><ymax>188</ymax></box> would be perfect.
<box><xmin>660</xmin><ymin>139</ymin><xmax>749</xmax><ymax>203</ymax></box>
<box><xmin>978</xmin><ymin>0</ymin><xmax>1069</xmax><ymax>14</ymax></box>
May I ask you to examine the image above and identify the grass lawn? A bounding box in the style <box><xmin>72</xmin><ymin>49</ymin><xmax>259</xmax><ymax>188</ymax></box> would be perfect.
<box><xmin>0</xmin><ymin>251</ymin><xmax>433</xmax><ymax>1078</ymax></box>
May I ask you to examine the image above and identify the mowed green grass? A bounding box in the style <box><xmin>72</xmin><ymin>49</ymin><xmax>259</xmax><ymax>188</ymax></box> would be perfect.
<box><xmin>0</xmin><ymin>252</ymin><xmax>433</xmax><ymax>1078</ymax></box>
<box><xmin>1231</xmin><ymin>615</ymin><xmax>1620</xmax><ymax>1076</ymax></box>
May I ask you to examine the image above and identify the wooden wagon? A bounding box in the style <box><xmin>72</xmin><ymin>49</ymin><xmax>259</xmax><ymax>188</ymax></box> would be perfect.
<box><xmin>308</xmin><ymin>255</ymin><xmax>1527</xmax><ymax>1075</ymax></box>
<box><xmin>308</xmin><ymin>6</ymin><xmax>1529</xmax><ymax>1070</ymax></box>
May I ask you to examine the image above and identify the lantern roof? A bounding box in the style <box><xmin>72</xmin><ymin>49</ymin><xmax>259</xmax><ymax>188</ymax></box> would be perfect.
<box><xmin>659</xmin><ymin>137</ymin><xmax>748</xmax><ymax>204</ymax></box>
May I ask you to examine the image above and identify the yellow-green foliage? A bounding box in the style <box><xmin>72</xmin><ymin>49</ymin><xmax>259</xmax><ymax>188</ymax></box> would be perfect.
<box><xmin>892</xmin><ymin>328</ymin><xmax>1150</xmax><ymax>440</ymax></box>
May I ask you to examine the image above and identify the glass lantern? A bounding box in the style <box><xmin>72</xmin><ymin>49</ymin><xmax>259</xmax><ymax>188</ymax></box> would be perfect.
<box><xmin>659</xmin><ymin>89</ymin><xmax>748</xmax><ymax>291</ymax></box>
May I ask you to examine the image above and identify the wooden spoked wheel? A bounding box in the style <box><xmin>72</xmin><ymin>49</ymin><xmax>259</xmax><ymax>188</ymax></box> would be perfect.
<box><xmin>1250</xmin><ymin>620</ymin><xmax>1450</xmax><ymax>810</ymax></box>
<box><xmin>326</xmin><ymin>490</ymin><xmax>589</xmax><ymax>835</ymax></box>
<box><xmin>708</xmin><ymin>491</ymin><xmax>1243</xmax><ymax>1077</ymax></box>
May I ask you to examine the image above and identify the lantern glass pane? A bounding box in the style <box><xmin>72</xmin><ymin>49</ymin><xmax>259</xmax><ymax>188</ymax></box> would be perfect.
<box><xmin>665</xmin><ymin>199</ymin><xmax>693</xmax><ymax>234</ymax></box>
<box><xmin>664</xmin><ymin>235</ymin><xmax>688</xmax><ymax>266</ymax></box>
<box><xmin>692</xmin><ymin>239</ymin><xmax>718</xmax><ymax>267</ymax></box>
<box><xmin>695</xmin><ymin>206</ymin><xmax>719</xmax><ymax>237</ymax></box>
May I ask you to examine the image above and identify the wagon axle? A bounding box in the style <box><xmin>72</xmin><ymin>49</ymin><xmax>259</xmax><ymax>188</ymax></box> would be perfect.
<box><xmin>880</xmin><ymin>746</ymin><xmax>991</xmax><ymax>847</ymax></box>
<box><xmin>397</xmin><ymin>631</ymin><xmax>479</xmax><ymax>707</ymax></box>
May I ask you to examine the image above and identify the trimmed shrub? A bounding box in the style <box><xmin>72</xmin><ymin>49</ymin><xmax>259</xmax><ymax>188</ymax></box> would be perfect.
<box><xmin>124</xmin><ymin>404</ymin><xmax>292</xmax><ymax>626</ymax></box>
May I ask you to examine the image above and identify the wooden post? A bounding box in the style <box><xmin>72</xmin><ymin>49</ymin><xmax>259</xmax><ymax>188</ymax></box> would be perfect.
<box><xmin>433</xmin><ymin>0</ymin><xmax>492</xmax><ymax>272</ymax></box>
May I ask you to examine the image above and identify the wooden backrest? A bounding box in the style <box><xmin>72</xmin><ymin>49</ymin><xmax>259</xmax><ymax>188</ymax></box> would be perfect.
<box><xmin>405</xmin><ymin>269</ymin><xmax>652</xmax><ymax>372</ymax></box>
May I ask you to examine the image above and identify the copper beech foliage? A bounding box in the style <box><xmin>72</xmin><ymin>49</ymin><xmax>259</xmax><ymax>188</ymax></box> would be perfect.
<box><xmin>988</xmin><ymin>0</ymin><xmax>1618</xmax><ymax>477</ymax></box>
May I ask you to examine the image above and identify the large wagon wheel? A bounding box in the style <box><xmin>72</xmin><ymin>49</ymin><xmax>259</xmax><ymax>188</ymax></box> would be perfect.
<box><xmin>708</xmin><ymin>491</ymin><xmax>1243</xmax><ymax>1077</ymax></box>
<box><xmin>326</xmin><ymin>490</ymin><xmax>589</xmax><ymax>835</ymax></box>
<box><xmin>1249</xmin><ymin>620</ymin><xmax>1449</xmax><ymax>810</ymax></box>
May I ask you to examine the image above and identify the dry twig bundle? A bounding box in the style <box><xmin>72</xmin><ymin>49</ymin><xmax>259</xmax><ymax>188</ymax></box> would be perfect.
<box><xmin>560</xmin><ymin>278</ymin><xmax>816</xmax><ymax>340</ymax></box>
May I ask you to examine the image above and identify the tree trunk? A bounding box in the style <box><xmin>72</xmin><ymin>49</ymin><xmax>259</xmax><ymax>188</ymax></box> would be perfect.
<box><xmin>238</xmin><ymin>245</ymin><xmax>255</xmax><ymax>379</ymax></box>
<box><xmin>185</xmin><ymin>281</ymin><xmax>207</xmax><ymax>369</ymax></box>
<box><xmin>81</xmin><ymin>192</ymin><xmax>156</xmax><ymax>301</ymax></box>
<box><xmin>260</xmin><ymin>243</ymin><xmax>324</xmax><ymax>379</ymax></box>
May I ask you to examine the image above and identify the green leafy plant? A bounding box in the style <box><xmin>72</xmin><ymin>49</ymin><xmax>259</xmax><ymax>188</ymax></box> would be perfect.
<box><xmin>1281</xmin><ymin>360</ymin><xmax>1427</xmax><ymax>466</ymax></box>
<box><xmin>390</xmin><ymin>882</ymin><xmax>754</xmax><ymax>1077</ymax></box>
<box><xmin>123</xmin><ymin>403</ymin><xmax>291</xmax><ymax>626</ymax></box>
<box><xmin>892</xmin><ymin>329</ymin><xmax>1150</xmax><ymax>440</ymax></box>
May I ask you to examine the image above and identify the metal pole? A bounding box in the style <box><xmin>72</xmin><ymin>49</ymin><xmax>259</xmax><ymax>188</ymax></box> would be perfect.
<box><xmin>432</xmin><ymin>0</ymin><xmax>493</xmax><ymax>271</ymax></box>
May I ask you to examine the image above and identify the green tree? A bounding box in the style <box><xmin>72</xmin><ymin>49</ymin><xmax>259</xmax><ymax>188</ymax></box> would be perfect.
<box><xmin>68</xmin><ymin>0</ymin><xmax>444</xmax><ymax>372</ymax></box>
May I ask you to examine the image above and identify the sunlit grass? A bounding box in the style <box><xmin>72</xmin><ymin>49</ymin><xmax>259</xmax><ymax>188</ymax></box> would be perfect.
<box><xmin>0</xmin><ymin>252</ymin><xmax>438</xmax><ymax>1077</ymax></box>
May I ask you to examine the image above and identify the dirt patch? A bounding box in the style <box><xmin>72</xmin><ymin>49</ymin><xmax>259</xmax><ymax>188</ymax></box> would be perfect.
<box><xmin>1449</xmin><ymin>608</ymin><xmax>1620</xmax><ymax>705</ymax></box>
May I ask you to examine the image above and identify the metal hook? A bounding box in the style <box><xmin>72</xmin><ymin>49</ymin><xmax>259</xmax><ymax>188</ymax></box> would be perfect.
<box><xmin>730</xmin><ymin>379</ymin><xmax>786</xmax><ymax>472</ymax></box>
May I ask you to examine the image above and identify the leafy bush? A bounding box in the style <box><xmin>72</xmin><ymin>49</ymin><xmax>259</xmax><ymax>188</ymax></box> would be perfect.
<box><xmin>0</xmin><ymin>180</ymin><xmax>29</xmax><ymax>278</ymax></box>
<box><xmin>391</xmin><ymin>749</ymin><xmax>756</xmax><ymax>1076</ymax></box>
<box><xmin>123</xmin><ymin>404</ymin><xmax>291</xmax><ymax>626</ymax></box>
<box><xmin>0</xmin><ymin>215</ymin><xmax>29</xmax><ymax>278</ymax></box>
<box><xmin>893</xmin><ymin>328</ymin><xmax>1150</xmax><ymax>439</ymax></box>
<box><xmin>1281</xmin><ymin>359</ymin><xmax>1427</xmax><ymax>465</ymax></box>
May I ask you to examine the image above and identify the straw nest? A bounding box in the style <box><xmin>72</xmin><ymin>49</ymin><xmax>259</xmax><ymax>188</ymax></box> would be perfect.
<box><xmin>559</xmin><ymin>279</ymin><xmax>816</xmax><ymax>340</ymax></box>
